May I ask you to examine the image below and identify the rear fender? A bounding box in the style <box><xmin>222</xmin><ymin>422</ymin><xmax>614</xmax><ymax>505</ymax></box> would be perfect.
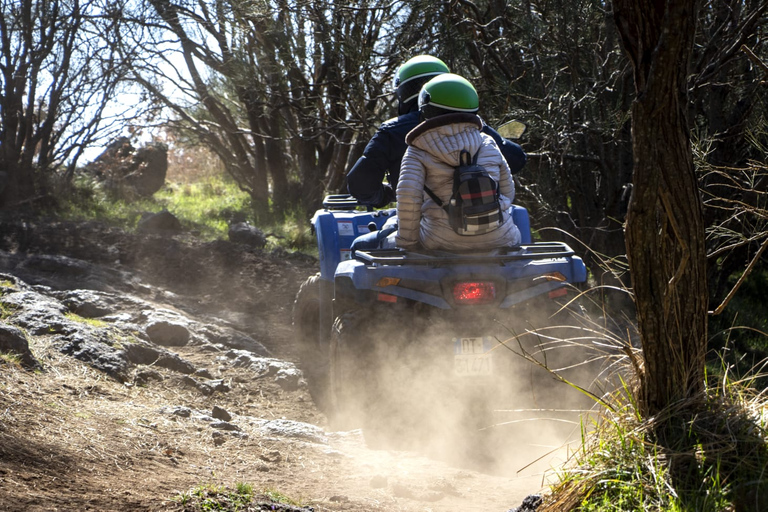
<box><xmin>312</xmin><ymin>207</ymin><xmax>396</xmax><ymax>281</ymax></box>
<box><xmin>334</xmin><ymin>248</ymin><xmax>587</xmax><ymax>310</ymax></box>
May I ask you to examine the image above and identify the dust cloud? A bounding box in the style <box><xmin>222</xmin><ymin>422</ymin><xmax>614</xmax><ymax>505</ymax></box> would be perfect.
<box><xmin>331</xmin><ymin>304</ymin><xmax>621</xmax><ymax>480</ymax></box>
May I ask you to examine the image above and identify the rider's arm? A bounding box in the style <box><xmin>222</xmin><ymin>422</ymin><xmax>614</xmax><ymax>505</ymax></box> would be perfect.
<box><xmin>395</xmin><ymin>147</ymin><xmax>425</xmax><ymax>248</ymax></box>
<box><xmin>347</xmin><ymin>125</ymin><xmax>402</xmax><ymax>207</ymax></box>
<box><xmin>346</xmin><ymin>155</ymin><xmax>390</xmax><ymax>207</ymax></box>
<box><xmin>481</xmin><ymin>124</ymin><xmax>527</xmax><ymax>175</ymax></box>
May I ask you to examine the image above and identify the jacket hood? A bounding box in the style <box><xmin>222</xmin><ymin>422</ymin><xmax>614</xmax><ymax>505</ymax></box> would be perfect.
<box><xmin>405</xmin><ymin>113</ymin><xmax>484</xmax><ymax>166</ymax></box>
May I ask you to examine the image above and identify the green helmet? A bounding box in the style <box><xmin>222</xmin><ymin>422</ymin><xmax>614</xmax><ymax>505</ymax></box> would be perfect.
<box><xmin>394</xmin><ymin>55</ymin><xmax>450</xmax><ymax>108</ymax></box>
<box><xmin>418</xmin><ymin>73</ymin><xmax>479</xmax><ymax>119</ymax></box>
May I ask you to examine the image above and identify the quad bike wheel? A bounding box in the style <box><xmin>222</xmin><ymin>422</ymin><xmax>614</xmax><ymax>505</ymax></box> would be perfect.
<box><xmin>292</xmin><ymin>273</ymin><xmax>322</xmax><ymax>347</ymax></box>
<box><xmin>292</xmin><ymin>273</ymin><xmax>332</xmax><ymax>408</ymax></box>
<box><xmin>329</xmin><ymin>311</ymin><xmax>372</xmax><ymax>431</ymax></box>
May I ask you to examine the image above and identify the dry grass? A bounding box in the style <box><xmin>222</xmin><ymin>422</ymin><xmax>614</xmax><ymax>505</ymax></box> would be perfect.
<box><xmin>533</xmin><ymin>342</ymin><xmax>768</xmax><ymax>511</ymax></box>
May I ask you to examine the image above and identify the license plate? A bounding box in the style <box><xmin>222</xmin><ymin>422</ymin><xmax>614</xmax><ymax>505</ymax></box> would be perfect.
<box><xmin>453</xmin><ymin>337</ymin><xmax>493</xmax><ymax>376</ymax></box>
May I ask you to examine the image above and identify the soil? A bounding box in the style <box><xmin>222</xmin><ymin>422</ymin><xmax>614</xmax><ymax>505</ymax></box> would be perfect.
<box><xmin>0</xmin><ymin>215</ymin><xmax>578</xmax><ymax>512</ymax></box>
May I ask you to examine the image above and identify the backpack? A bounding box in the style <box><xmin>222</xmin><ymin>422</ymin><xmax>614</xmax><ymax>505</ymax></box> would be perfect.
<box><xmin>424</xmin><ymin>149</ymin><xmax>503</xmax><ymax>235</ymax></box>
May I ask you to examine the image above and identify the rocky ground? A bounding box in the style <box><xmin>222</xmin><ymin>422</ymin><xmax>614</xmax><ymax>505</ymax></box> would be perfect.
<box><xmin>0</xmin><ymin>215</ymin><xmax>573</xmax><ymax>512</ymax></box>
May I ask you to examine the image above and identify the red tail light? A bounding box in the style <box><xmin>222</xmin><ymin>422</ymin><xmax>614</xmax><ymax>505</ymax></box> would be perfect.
<box><xmin>548</xmin><ymin>287</ymin><xmax>568</xmax><ymax>299</ymax></box>
<box><xmin>453</xmin><ymin>282</ymin><xmax>496</xmax><ymax>305</ymax></box>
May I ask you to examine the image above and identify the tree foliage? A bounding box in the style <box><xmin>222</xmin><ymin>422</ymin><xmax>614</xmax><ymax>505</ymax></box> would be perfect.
<box><xmin>2</xmin><ymin>1</ymin><xmax>768</xmax><ymax>368</ymax></box>
<box><xmin>124</xmin><ymin>0</ymin><xmax>426</xmax><ymax>218</ymax></box>
<box><xmin>0</xmin><ymin>0</ymin><xmax>141</xmax><ymax>208</ymax></box>
<box><xmin>419</xmin><ymin>1</ymin><xmax>764</xmax><ymax>301</ymax></box>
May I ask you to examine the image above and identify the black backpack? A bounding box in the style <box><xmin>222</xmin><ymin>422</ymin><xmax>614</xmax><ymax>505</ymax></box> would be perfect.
<box><xmin>424</xmin><ymin>149</ymin><xmax>503</xmax><ymax>235</ymax></box>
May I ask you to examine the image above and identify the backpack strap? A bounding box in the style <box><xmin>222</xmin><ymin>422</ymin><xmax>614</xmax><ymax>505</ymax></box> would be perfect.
<box><xmin>424</xmin><ymin>185</ymin><xmax>444</xmax><ymax>207</ymax></box>
<box><xmin>422</xmin><ymin>148</ymin><xmax>480</xmax><ymax>208</ymax></box>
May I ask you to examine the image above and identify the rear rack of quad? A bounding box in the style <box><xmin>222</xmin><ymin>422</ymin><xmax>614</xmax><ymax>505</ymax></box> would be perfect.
<box><xmin>322</xmin><ymin>194</ymin><xmax>365</xmax><ymax>210</ymax></box>
<box><xmin>353</xmin><ymin>243</ymin><xmax>577</xmax><ymax>266</ymax></box>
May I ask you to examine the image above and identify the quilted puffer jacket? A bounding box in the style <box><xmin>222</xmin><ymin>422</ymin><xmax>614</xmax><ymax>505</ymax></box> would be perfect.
<box><xmin>395</xmin><ymin>113</ymin><xmax>522</xmax><ymax>251</ymax></box>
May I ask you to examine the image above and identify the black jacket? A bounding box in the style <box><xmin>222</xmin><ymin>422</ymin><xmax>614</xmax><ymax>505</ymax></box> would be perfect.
<box><xmin>346</xmin><ymin>110</ymin><xmax>527</xmax><ymax>207</ymax></box>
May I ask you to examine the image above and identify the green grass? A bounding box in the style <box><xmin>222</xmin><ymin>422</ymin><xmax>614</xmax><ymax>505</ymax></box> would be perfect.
<box><xmin>58</xmin><ymin>173</ymin><xmax>317</xmax><ymax>253</ymax></box>
<box><xmin>0</xmin><ymin>352</ymin><xmax>23</xmax><ymax>367</ymax></box>
<box><xmin>0</xmin><ymin>279</ymin><xmax>17</xmax><ymax>289</ymax></box>
<box><xmin>0</xmin><ymin>301</ymin><xmax>19</xmax><ymax>320</ymax></box>
<box><xmin>154</xmin><ymin>179</ymin><xmax>252</xmax><ymax>239</ymax></box>
<box><xmin>64</xmin><ymin>312</ymin><xmax>109</xmax><ymax>328</ymax></box>
<box><xmin>173</xmin><ymin>482</ymin><xmax>306</xmax><ymax>511</ymax></box>
<box><xmin>544</xmin><ymin>368</ymin><xmax>768</xmax><ymax>511</ymax></box>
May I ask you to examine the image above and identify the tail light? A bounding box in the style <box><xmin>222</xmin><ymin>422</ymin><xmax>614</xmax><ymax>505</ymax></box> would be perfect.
<box><xmin>548</xmin><ymin>287</ymin><xmax>568</xmax><ymax>299</ymax></box>
<box><xmin>452</xmin><ymin>282</ymin><xmax>496</xmax><ymax>305</ymax></box>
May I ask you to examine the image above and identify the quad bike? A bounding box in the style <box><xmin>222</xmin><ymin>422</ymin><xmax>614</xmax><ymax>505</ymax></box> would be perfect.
<box><xmin>293</xmin><ymin>194</ymin><xmax>590</xmax><ymax>464</ymax></box>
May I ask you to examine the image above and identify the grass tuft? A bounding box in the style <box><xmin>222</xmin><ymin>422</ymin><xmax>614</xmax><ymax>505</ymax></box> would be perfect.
<box><xmin>541</xmin><ymin>363</ymin><xmax>768</xmax><ymax>511</ymax></box>
<box><xmin>172</xmin><ymin>482</ymin><xmax>306</xmax><ymax>511</ymax></box>
<box><xmin>64</xmin><ymin>312</ymin><xmax>109</xmax><ymax>328</ymax></box>
<box><xmin>0</xmin><ymin>352</ymin><xmax>23</xmax><ymax>367</ymax></box>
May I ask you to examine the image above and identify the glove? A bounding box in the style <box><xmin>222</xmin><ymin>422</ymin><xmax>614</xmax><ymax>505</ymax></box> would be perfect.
<box><xmin>376</xmin><ymin>184</ymin><xmax>396</xmax><ymax>207</ymax></box>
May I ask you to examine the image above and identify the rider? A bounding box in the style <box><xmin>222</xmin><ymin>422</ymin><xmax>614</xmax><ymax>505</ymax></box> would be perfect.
<box><xmin>395</xmin><ymin>73</ymin><xmax>521</xmax><ymax>251</ymax></box>
<box><xmin>346</xmin><ymin>55</ymin><xmax>526</xmax><ymax>208</ymax></box>
<box><xmin>347</xmin><ymin>55</ymin><xmax>526</xmax><ymax>251</ymax></box>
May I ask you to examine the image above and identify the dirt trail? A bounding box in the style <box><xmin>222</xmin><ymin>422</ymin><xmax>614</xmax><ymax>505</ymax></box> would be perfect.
<box><xmin>0</xmin><ymin>217</ymin><xmax>582</xmax><ymax>511</ymax></box>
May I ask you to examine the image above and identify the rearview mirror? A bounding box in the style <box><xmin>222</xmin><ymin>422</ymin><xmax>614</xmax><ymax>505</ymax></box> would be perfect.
<box><xmin>497</xmin><ymin>120</ymin><xmax>526</xmax><ymax>140</ymax></box>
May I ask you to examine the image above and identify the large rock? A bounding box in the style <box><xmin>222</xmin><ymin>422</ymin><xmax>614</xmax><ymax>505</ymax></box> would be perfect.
<box><xmin>145</xmin><ymin>319</ymin><xmax>190</xmax><ymax>347</ymax></box>
<box><xmin>85</xmin><ymin>139</ymin><xmax>167</xmax><ymax>198</ymax></box>
<box><xmin>123</xmin><ymin>342</ymin><xmax>196</xmax><ymax>374</ymax></box>
<box><xmin>228</xmin><ymin>222</ymin><xmax>267</xmax><ymax>249</ymax></box>
<box><xmin>137</xmin><ymin>210</ymin><xmax>183</xmax><ymax>234</ymax></box>
<box><xmin>0</xmin><ymin>323</ymin><xmax>39</xmax><ymax>368</ymax></box>
<box><xmin>127</xmin><ymin>144</ymin><xmax>168</xmax><ymax>197</ymax></box>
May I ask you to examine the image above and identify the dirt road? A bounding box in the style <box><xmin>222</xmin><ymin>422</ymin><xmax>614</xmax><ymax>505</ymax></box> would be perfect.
<box><xmin>0</xmin><ymin>217</ymin><xmax>581</xmax><ymax>511</ymax></box>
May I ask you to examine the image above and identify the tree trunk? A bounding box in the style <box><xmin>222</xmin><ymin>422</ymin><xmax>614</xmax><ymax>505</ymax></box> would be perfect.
<box><xmin>613</xmin><ymin>0</ymin><xmax>708</xmax><ymax>415</ymax></box>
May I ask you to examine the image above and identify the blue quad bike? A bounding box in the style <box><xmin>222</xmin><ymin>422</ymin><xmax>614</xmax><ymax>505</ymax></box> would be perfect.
<box><xmin>293</xmin><ymin>194</ymin><xmax>590</xmax><ymax>460</ymax></box>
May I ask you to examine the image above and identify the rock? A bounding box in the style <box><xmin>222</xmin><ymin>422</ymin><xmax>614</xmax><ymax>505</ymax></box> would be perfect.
<box><xmin>212</xmin><ymin>406</ymin><xmax>232</xmax><ymax>421</ymax></box>
<box><xmin>57</xmin><ymin>289</ymin><xmax>117</xmax><ymax>318</ymax></box>
<box><xmin>137</xmin><ymin>210</ymin><xmax>182</xmax><ymax>234</ymax></box>
<box><xmin>4</xmin><ymin>289</ymin><xmax>71</xmax><ymax>335</ymax></box>
<box><xmin>181</xmin><ymin>376</ymin><xmax>230</xmax><ymax>396</ymax></box>
<box><xmin>201</xmin><ymin>326</ymin><xmax>270</xmax><ymax>356</ymax></box>
<box><xmin>127</xmin><ymin>143</ymin><xmax>168</xmax><ymax>197</ymax></box>
<box><xmin>133</xmin><ymin>369</ymin><xmax>164</xmax><ymax>386</ymax></box>
<box><xmin>255</xmin><ymin>419</ymin><xmax>328</xmax><ymax>444</ymax></box>
<box><xmin>210</xmin><ymin>421</ymin><xmax>240</xmax><ymax>431</ymax></box>
<box><xmin>56</xmin><ymin>333</ymin><xmax>130</xmax><ymax>381</ymax></box>
<box><xmin>16</xmin><ymin>254</ymin><xmax>133</xmax><ymax>293</ymax></box>
<box><xmin>274</xmin><ymin>367</ymin><xmax>305</xmax><ymax>391</ymax></box>
<box><xmin>508</xmin><ymin>494</ymin><xmax>543</xmax><ymax>512</ymax></box>
<box><xmin>85</xmin><ymin>139</ymin><xmax>167</xmax><ymax>198</ymax></box>
<box><xmin>259</xmin><ymin>450</ymin><xmax>282</xmax><ymax>463</ymax></box>
<box><xmin>212</xmin><ymin>431</ymin><xmax>227</xmax><ymax>446</ymax></box>
<box><xmin>160</xmin><ymin>406</ymin><xmax>192</xmax><ymax>418</ymax></box>
<box><xmin>0</xmin><ymin>323</ymin><xmax>39</xmax><ymax>368</ymax></box>
<box><xmin>123</xmin><ymin>342</ymin><xmax>196</xmax><ymax>374</ymax></box>
<box><xmin>207</xmin><ymin>379</ymin><xmax>230</xmax><ymax>393</ymax></box>
<box><xmin>228</xmin><ymin>222</ymin><xmax>267</xmax><ymax>248</ymax></box>
<box><xmin>193</xmin><ymin>368</ymin><xmax>213</xmax><ymax>379</ymax></box>
<box><xmin>145</xmin><ymin>320</ymin><xmax>190</xmax><ymax>347</ymax></box>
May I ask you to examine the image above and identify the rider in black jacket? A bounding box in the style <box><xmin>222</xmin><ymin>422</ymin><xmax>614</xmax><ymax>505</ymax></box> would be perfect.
<box><xmin>346</xmin><ymin>55</ymin><xmax>527</xmax><ymax>208</ymax></box>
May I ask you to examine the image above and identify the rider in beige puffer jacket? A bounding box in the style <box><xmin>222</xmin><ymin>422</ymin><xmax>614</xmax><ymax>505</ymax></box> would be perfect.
<box><xmin>395</xmin><ymin>112</ymin><xmax>521</xmax><ymax>251</ymax></box>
